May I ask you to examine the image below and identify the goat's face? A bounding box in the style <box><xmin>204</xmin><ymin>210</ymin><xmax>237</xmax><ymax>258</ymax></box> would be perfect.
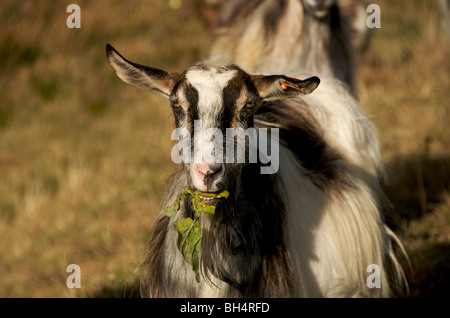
<box><xmin>106</xmin><ymin>44</ymin><xmax>319</xmax><ymax>194</ymax></box>
<box><xmin>170</xmin><ymin>63</ymin><xmax>261</xmax><ymax>193</ymax></box>
<box><xmin>302</xmin><ymin>0</ymin><xmax>336</xmax><ymax>18</ymax></box>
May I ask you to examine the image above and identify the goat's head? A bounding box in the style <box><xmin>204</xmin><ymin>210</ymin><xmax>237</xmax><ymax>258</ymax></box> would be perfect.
<box><xmin>301</xmin><ymin>0</ymin><xmax>337</xmax><ymax>18</ymax></box>
<box><xmin>106</xmin><ymin>44</ymin><xmax>319</xmax><ymax>197</ymax></box>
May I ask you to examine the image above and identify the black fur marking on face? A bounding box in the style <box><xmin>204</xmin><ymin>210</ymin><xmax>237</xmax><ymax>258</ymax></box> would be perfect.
<box><xmin>183</xmin><ymin>82</ymin><xmax>200</xmax><ymax>133</ymax></box>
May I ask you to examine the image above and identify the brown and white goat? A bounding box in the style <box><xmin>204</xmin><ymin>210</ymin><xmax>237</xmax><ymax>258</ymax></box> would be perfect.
<box><xmin>106</xmin><ymin>43</ymin><xmax>405</xmax><ymax>297</ymax></box>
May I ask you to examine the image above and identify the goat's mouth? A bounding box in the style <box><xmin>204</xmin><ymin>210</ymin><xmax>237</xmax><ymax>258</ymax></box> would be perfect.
<box><xmin>197</xmin><ymin>189</ymin><xmax>229</xmax><ymax>206</ymax></box>
<box><xmin>199</xmin><ymin>194</ymin><xmax>220</xmax><ymax>206</ymax></box>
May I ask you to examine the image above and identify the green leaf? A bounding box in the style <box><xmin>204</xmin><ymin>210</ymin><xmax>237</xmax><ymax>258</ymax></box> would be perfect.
<box><xmin>191</xmin><ymin>195</ymin><xmax>203</xmax><ymax>218</ymax></box>
<box><xmin>174</xmin><ymin>217</ymin><xmax>202</xmax><ymax>283</ymax></box>
<box><xmin>164</xmin><ymin>196</ymin><xmax>180</xmax><ymax>217</ymax></box>
<box><xmin>163</xmin><ymin>187</ymin><xmax>230</xmax><ymax>283</ymax></box>
<box><xmin>197</xmin><ymin>200</ymin><xmax>216</xmax><ymax>215</ymax></box>
<box><xmin>213</xmin><ymin>189</ymin><xmax>230</xmax><ymax>199</ymax></box>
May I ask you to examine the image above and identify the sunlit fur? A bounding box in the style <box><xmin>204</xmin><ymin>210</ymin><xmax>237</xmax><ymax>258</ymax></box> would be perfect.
<box><xmin>208</xmin><ymin>0</ymin><xmax>407</xmax><ymax>296</ymax></box>
<box><xmin>211</xmin><ymin>0</ymin><xmax>357</xmax><ymax>95</ymax></box>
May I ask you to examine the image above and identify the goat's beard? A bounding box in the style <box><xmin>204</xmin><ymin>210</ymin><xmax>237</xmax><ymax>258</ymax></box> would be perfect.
<box><xmin>175</xmin><ymin>161</ymin><xmax>248</xmax><ymax>287</ymax></box>
<box><xmin>192</xmin><ymin>164</ymin><xmax>252</xmax><ymax>290</ymax></box>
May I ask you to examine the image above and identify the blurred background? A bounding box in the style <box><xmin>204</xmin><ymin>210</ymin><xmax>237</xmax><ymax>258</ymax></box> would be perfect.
<box><xmin>0</xmin><ymin>0</ymin><xmax>448</xmax><ymax>297</ymax></box>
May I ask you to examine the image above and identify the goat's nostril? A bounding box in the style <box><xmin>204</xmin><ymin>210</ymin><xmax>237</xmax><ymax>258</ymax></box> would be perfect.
<box><xmin>204</xmin><ymin>165</ymin><xmax>223</xmax><ymax>184</ymax></box>
<box><xmin>206</xmin><ymin>164</ymin><xmax>223</xmax><ymax>177</ymax></box>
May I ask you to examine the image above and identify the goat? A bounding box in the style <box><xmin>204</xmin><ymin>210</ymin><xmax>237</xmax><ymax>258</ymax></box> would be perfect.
<box><xmin>211</xmin><ymin>0</ymin><xmax>357</xmax><ymax>96</ymax></box>
<box><xmin>106</xmin><ymin>43</ymin><xmax>405</xmax><ymax>297</ymax></box>
<box><xmin>338</xmin><ymin>0</ymin><xmax>373</xmax><ymax>52</ymax></box>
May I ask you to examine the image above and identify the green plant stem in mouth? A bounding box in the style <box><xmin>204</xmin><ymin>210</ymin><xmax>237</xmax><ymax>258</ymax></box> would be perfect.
<box><xmin>164</xmin><ymin>187</ymin><xmax>229</xmax><ymax>282</ymax></box>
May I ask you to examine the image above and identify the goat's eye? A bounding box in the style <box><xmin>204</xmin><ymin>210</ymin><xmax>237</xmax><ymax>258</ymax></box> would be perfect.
<box><xmin>245</xmin><ymin>101</ymin><xmax>254</xmax><ymax>109</ymax></box>
<box><xmin>172</xmin><ymin>102</ymin><xmax>181</xmax><ymax>108</ymax></box>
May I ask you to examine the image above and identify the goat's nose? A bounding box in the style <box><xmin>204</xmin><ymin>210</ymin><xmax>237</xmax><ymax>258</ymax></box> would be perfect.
<box><xmin>193</xmin><ymin>163</ymin><xmax>224</xmax><ymax>191</ymax></box>
<box><xmin>204</xmin><ymin>163</ymin><xmax>223</xmax><ymax>180</ymax></box>
<box><xmin>194</xmin><ymin>163</ymin><xmax>222</xmax><ymax>179</ymax></box>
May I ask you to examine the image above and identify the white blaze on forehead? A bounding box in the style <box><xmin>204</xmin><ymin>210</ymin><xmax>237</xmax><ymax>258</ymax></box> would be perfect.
<box><xmin>185</xmin><ymin>67</ymin><xmax>237</xmax><ymax>129</ymax></box>
<box><xmin>185</xmin><ymin>66</ymin><xmax>237</xmax><ymax>168</ymax></box>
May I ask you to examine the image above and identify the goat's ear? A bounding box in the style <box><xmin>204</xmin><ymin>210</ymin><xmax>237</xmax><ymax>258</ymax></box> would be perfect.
<box><xmin>251</xmin><ymin>74</ymin><xmax>320</xmax><ymax>100</ymax></box>
<box><xmin>106</xmin><ymin>43</ymin><xmax>180</xmax><ymax>98</ymax></box>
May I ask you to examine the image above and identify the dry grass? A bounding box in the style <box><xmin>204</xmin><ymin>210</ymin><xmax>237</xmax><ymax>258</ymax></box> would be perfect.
<box><xmin>0</xmin><ymin>0</ymin><xmax>448</xmax><ymax>297</ymax></box>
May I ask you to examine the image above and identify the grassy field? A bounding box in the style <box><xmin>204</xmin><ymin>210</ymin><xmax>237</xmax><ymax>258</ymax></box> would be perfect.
<box><xmin>0</xmin><ymin>0</ymin><xmax>448</xmax><ymax>298</ymax></box>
